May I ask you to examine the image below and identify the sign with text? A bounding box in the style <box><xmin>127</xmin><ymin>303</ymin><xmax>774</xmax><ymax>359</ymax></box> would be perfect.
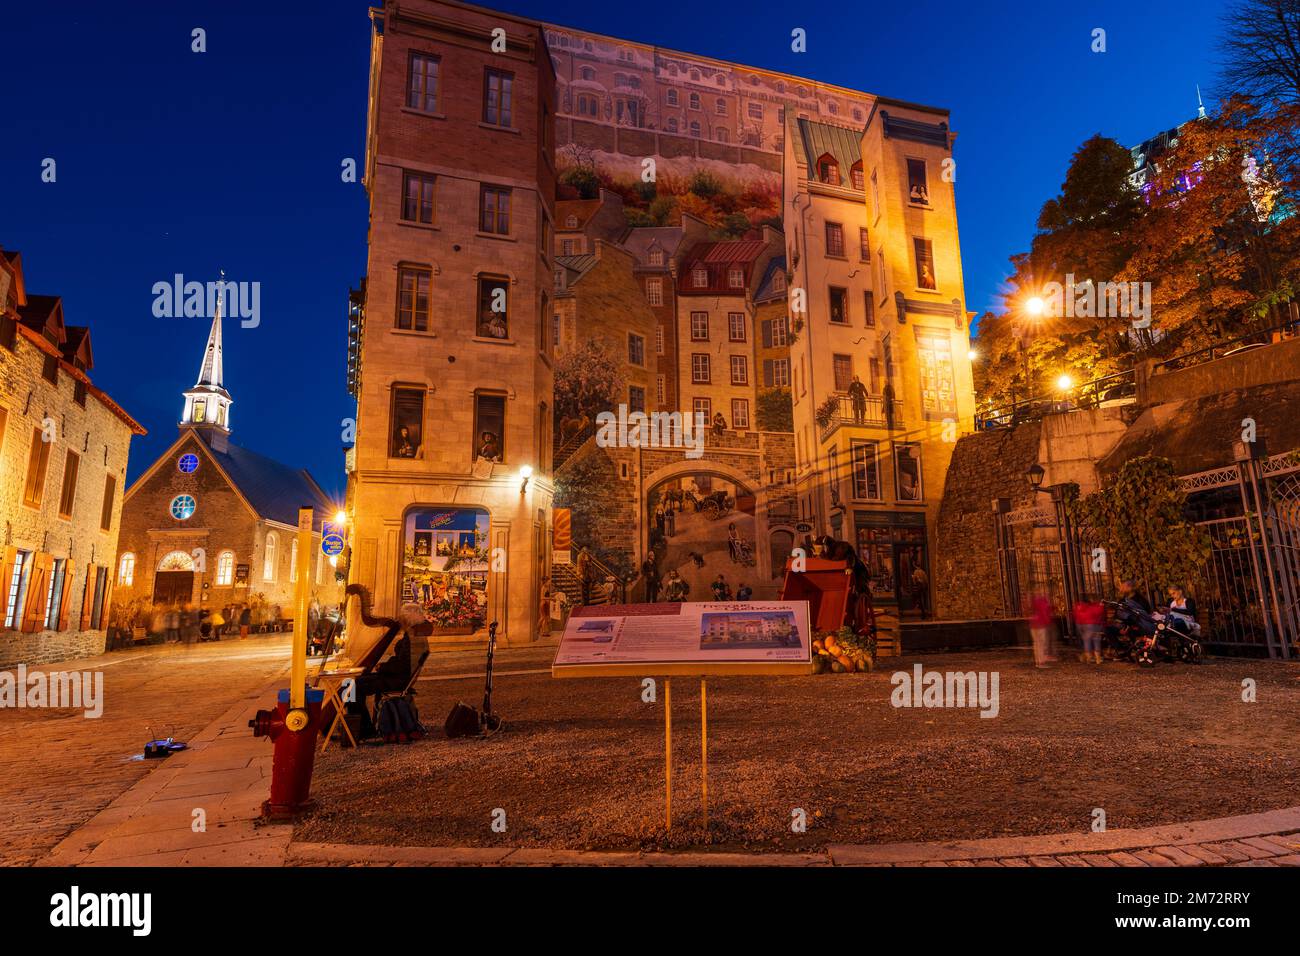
<box><xmin>552</xmin><ymin>601</ymin><xmax>813</xmax><ymax>677</ymax></box>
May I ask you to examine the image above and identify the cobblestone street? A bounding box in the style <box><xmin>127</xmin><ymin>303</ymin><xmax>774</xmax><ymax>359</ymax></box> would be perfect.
<box><xmin>0</xmin><ymin>638</ymin><xmax>291</xmax><ymax>866</ymax></box>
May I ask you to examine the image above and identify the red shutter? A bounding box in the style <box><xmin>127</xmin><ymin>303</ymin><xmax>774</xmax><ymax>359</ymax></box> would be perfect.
<box><xmin>80</xmin><ymin>563</ymin><xmax>95</xmax><ymax>630</ymax></box>
<box><xmin>58</xmin><ymin>559</ymin><xmax>76</xmax><ymax>631</ymax></box>
<box><xmin>100</xmin><ymin>570</ymin><xmax>114</xmax><ymax>631</ymax></box>
<box><xmin>21</xmin><ymin>553</ymin><xmax>52</xmax><ymax>632</ymax></box>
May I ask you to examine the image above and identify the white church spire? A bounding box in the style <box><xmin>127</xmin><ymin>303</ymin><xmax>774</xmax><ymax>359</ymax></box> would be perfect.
<box><xmin>196</xmin><ymin>273</ymin><xmax>225</xmax><ymax>387</ymax></box>
<box><xmin>179</xmin><ymin>271</ymin><xmax>233</xmax><ymax>446</ymax></box>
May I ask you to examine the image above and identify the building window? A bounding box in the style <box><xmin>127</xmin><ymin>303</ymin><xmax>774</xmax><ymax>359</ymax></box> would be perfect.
<box><xmin>170</xmin><ymin>494</ymin><xmax>196</xmax><ymax>521</ymax></box>
<box><xmin>715</xmin><ymin>97</ymin><xmax>727</xmax><ymax>115</ymax></box>
<box><xmin>747</xmin><ymin>102</ymin><xmax>763</xmax><ymax>120</ymax></box>
<box><xmin>914</xmin><ymin>238</ymin><xmax>937</xmax><ymax>290</ymax></box>
<box><xmin>689</xmin><ymin>92</ymin><xmax>700</xmax><ymax>110</ymax></box>
<box><xmin>216</xmin><ymin>550</ymin><xmax>234</xmax><ymax>586</ymax></box>
<box><xmin>263</xmin><ymin>533</ymin><xmax>278</xmax><ymax>582</ymax></box>
<box><xmin>100</xmin><ymin>474</ymin><xmax>115</xmax><ymax>532</ymax></box>
<box><xmin>178</xmin><ymin>452</ymin><xmax>199</xmax><ymax>473</ymax></box>
<box><xmin>817</xmin><ymin>154</ymin><xmax>840</xmax><ymax>186</ymax></box>
<box><xmin>396</xmin><ymin>266</ymin><xmax>431</xmax><ymax>332</ymax></box>
<box><xmin>629</xmin><ymin>385</ymin><xmax>646</xmax><ymax>413</ymax></box>
<box><xmin>655</xmin><ymin>325</ymin><xmax>664</xmax><ymax>355</ymax></box>
<box><xmin>74</xmin><ymin>380</ymin><xmax>87</xmax><ymax>407</ymax></box>
<box><xmin>693</xmin><ymin>397</ymin><xmax>711</xmax><ymax>421</ymax></box>
<box><xmin>480</xmin><ymin>185</ymin><xmax>511</xmax><ymax>235</ymax></box>
<box><xmin>689</xmin><ymin>121</ymin><xmax>701</xmax><ymax>137</ymax></box>
<box><xmin>665</xmin><ymin>117</ymin><xmax>678</xmax><ymax>133</ymax></box>
<box><xmin>864</xmin><ymin>292</ymin><xmax>875</xmax><ymax>327</ymax></box>
<box><xmin>732</xmin><ymin>399</ymin><xmax>750</xmax><ymax>429</ymax></box>
<box><xmin>4</xmin><ymin>550</ymin><xmax>32</xmax><ymax>629</ymax></box>
<box><xmin>289</xmin><ymin>543</ymin><xmax>298</xmax><ymax>583</ymax></box>
<box><xmin>730</xmin><ymin>355</ymin><xmax>748</xmax><ymax>385</ymax></box>
<box><xmin>666</xmin><ymin>88</ymin><xmax>679</xmax><ymax>107</ymax></box>
<box><xmin>649</xmin><ymin>248</ymin><xmax>664</xmax><ymax>266</ymax></box>
<box><xmin>402</xmin><ymin>171</ymin><xmax>436</xmax><ymax>224</ymax></box>
<box><xmin>628</xmin><ymin>333</ymin><xmax>645</xmax><ymax>367</ymax></box>
<box><xmin>715</xmin><ymin>127</ymin><xmax>729</xmax><ymax>143</ymax></box>
<box><xmin>483</xmin><ymin>69</ymin><xmax>514</xmax><ymax>127</ymax></box>
<box><xmin>851</xmin><ymin>441</ymin><xmax>880</xmax><ymax>500</ymax></box>
<box><xmin>763</xmin><ymin>357</ymin><xmax>790</xmax><ymax>387</ymax></box>
<box><xmin>894</xmin><ymin>442</ymin><xmax>924</xmax><ymax>501</ymax></box>
<box><xmin>728</xmin><ymin>312</ymin><xmax>746</xmax><ymax>342</ymax></box>
<box><xmin>476</xmin><ymin>276</ymin><xmax>510</xmax><ymax>338</ymax></box>
<box><xmin>57</xmin><ymin>450</ymin><xmax>79</xmax><ymax>519</ymax></box>
<box><xmin>22</xmin><ymin>428</ymin><xmax>51</xmax><ymax>509</ymax></box>
<box><xmin>859</xmin><ymin>227</ymin><xmax>870</xmax><ymax>261</ymax></box>
<box><xmin>690</xmin><ymin>311</ymin><xmax>709</xmax><ymax>340</ymax></box>
<box><xmin>390</xmin><ymin>386</ymin><xmax>425</xmax><ymax>458</ymax></box>
<box><xmin>832</xmin><ymin>354</ymin><xmax>854</xmax><ymax>392</ymax></box>
<box><xmin>553</xmin><ymin>313</ymin><xmax>561</xmax><ymax>346</ymax></box>
<box><xmin>825</xmin><ymin>221</ymin><xmax>844</xmax><ymax>257</ymax></box>
<box><xmin>118</xmin><ymin>552</ymin><xmax>135</xmax><ymax>587</ymax></box>
<box><xmin>575</xmin><ymin>93</ymin><xmax>599</xmax><ymax>117</ymax></box>
<box><xmin>474</xmin><ymin>392</ymin><xmax>507</xmax><ymax>463</ymax></box>
<box><xmin>772</xmin><ymin>271</ymin><xmax>786</xmax><ymax>293</ymax></box>
<box><xmin>828</xmin><ymin>286</ymin><xmax>849</xmax><ymax>324</ymax></box>
<box><xmin>42</xmin><ymin>354</ymin><xmax>58</xmax><ymax>384</ymax></box>
<box><xmin>915</xmin><ymin>329</ymin><xmax>957</xmax><ymax>418</ymax></box>
<box><xmin>907</xmin><ymin>158</ymin><xmax>931</xmax><ymax>205</ymax></box>
<box><xmin>691</xmin><ymin>353</ymin><xmax>711</xmax><ymax>383</ymax></box>
<box><xmin>692</xmin><ymin>267</ymin><xmax>708</xmax><ymax>288</ymax></box>
<box><xmin>871</xmin><ymin>169</ymin><xmax>880</xmax><ymax>220</ymax></box>
<box><xmin>762</xmin><ymin>316</ymin><xmax>789</xmax><ymax>348</ymax></box>
<box><xmin>407</xmin><ymin>53</ymin><xmax>440</xmax><ymax>112</ymax></box>
<box><xmin>851</xmin><ymin>162</ymin><xmax>864</xmax><ymax>191</ymax></box>
<box><xmin>42</xmin><ymin>558</ymin><xmax>66</xmax><ymax>630</ymax></box>
<box><xmin>656</xmin><ymin>374</ymin><xmax>666</xmax><ymax>404</ymax></box>
<box><xmin>646</xmin><ymin>278</ymin><xmax>663</xmax><ymax>306</ymax></box>
<box><xmin>727</xmin><ymin>267</ymin><xmax>744</xmax><ymax>289</ymax></box>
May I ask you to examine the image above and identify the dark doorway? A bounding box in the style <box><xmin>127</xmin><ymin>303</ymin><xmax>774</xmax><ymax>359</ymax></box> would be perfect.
<box><xmin>153</xmin><ymin>571</ymin><xmax>194</xmax><ymax>605</ymax></box>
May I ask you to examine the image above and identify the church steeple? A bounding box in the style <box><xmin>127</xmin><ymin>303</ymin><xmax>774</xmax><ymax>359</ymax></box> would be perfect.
<box><xmin>180</xmin><ymin>274</ymin><xmax>233</xmax><ymax>451</ymax></box>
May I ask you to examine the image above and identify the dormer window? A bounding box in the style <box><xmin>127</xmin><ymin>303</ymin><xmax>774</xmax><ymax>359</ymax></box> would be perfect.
<box><xmin>649</xmin><ymin>247</ymin><xmax>664</xmax><ymax>266</ymax></box>
<box><xmin>692</xmin><ymin>267</ymin><xmax>708</xmax><ymax>288</ymax></box>
<box><xmin>817</xmin><ymin>154</ymin><xmax>840</xmax><ymax>186</ymax></box>
<box><xmin>728</xmin><ymin>267</ymin><xmax>745</xmax><ymax>289</ymax></box>
<box><xmin>566</xmin><ymin>215</ymin><xmax>578</xmax><ymax>228</ymax></box>
<box><xmin>851</xmin><ymin>162</ymin><xmax>864</xmax><ymax>191</ymax></box>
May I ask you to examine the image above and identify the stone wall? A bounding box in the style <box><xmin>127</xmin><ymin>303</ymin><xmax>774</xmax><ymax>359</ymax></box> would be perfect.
<box><xmin>932</xmin><ymin>421</ymin><xmax>1042</xmax><ymax>620</ymax></box>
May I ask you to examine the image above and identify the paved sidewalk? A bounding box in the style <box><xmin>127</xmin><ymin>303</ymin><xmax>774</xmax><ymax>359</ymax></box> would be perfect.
<box><xmin>42</xmin><ymin>673</ymin><xmax>291</xmax><ymax>867</ymax></box>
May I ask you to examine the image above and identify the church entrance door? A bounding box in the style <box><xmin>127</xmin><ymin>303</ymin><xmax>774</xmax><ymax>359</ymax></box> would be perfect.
<box><xmin>153</xmin><ymin>571</ymin><xmax>194</xmax><ymax>605</ymax></box>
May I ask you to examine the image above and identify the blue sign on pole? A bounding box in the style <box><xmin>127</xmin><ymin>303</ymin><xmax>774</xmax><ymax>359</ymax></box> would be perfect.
<box><xmin>321</xmin><ymin>521</ymin><xmax>346</xmax><ymax>557</ymax></box>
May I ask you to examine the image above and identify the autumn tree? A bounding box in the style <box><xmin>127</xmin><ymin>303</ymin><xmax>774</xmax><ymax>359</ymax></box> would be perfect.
<box><xmin>553</xmin><ymin>339</ymin><xmax>625</xmax><ymax>423</ymax></box>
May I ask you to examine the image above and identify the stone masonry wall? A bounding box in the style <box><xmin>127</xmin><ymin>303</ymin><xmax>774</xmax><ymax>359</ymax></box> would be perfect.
<box><xmin>932</xmin><ymin>421</ymin><xmax>1042</xmax><ymax>620</ymax></box>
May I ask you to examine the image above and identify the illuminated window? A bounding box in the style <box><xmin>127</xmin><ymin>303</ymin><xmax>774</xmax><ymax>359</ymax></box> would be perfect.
<box><xmin>118</xmin><ymin>552</ymin><xmax>135</xmax><ymax>587</ymax></box>
<box><xmin>170</xmin><ymin>494</ymin><xmax>196</xmax><ymax>521</ymax></box>
<box><xmin>216</xmin><ymin>550</ymin><xmax>234</xmax><ymax>586</ymax></box>
<box><xmin>263</xmin><ymin>533</ymin><xmax>278</xmax><ymax>582</ymax></box>
<box><xmin>178</xmin><ymin>453</ymin><xmax>199</xmax><ymax>473</ymax></box>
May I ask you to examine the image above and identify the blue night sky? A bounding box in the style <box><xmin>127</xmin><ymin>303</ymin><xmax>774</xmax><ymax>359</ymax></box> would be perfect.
<box><xmin>1</xmin><ymin>0</ymin><xmax>1225</xmax><ymax>497</ymax></box>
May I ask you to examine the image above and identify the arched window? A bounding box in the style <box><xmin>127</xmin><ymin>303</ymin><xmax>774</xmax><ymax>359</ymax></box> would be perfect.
<box><xmin>289</xmin><ymin>542</ymin><xmax>298</xmax><ymax>583</ymax></box>
<box><xmin>263</xmin><ymin>533</ymin><xmax>278</xmax><ymax>582</ymax></box>
<box><xmin>565</xmin><ymin>214</ymin><xmax>578</xmax><ymax>228</ymax></box>
<box><xmin>688</xmin><ymin>92</ymin><xmax>700</xmax><ymax>111</ymax></box>
<box><xmin>666</xmin><ymin>88</ymin><xmax>678</xmax><ymax>107</ymax></box>
<box><xmin>715</xmin><ymin>97</ymin><xmax>726</xmax><ymax>115</ymax></box>
<box><xmin>118</xmin><ymin>552</ymin><xmax>135</xmax><ymax>586</ymax></box>
<box><xmin>817</xmin><ymin>154</ymin><xmax>840</xmax><ymax>186</ymax></box>
<box><xmin>689</xmin><ymin>120</ymin><xmax>701</xmax><ymax>138</ymax></box>
<box><xmin>158</xmin><ymin>550</ymin><xmax>195</xmax><ymax>571</ymax></box>
<box><xmin>579</xmin><ymin>66</ymin><xmax>595</xmax><ymax>81</ymax></box>
<box><xmin>216</xmin><ymin>551</ymin><xmax>234</xmax><ymax>586</ymax></box>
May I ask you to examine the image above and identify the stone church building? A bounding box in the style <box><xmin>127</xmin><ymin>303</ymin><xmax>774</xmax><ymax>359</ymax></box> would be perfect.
<box><xmin>114</xmin><ymin>305</ymin><xmax>342</xmax><ymax>622</ymax></box>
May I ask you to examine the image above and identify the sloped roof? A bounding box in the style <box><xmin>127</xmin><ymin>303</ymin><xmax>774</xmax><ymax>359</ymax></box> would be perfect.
<box><xmin>62</xmin><ymin>326</ymin><xmax>93</xmax><ymax>369</ymax></box>
<box><xmin>794</xmin><ymin>118</ymin><xmax>863</xmax><ymax>175</ymax></box>
<box><xmin>556</xmin><ymin>253</ymin><xmax>597</xmax><ymax>278</ymax></box>
<box><xmin>755</xmin><ymin>256</ymin><xmax>788</xmax><ymax>302</ymax></box>
<box><xmin>556</xmin><ymin>199</ymin><xmax>602</xmax><ymax>230</ymax></box>
<box><xmin>18</xmin><ymin>294</ymin><xmax>66</xmax><ymax>343</ymax></box>
<box><xmin>701</xmin><ymin>240</ymin><xmax>768</xmax><ymax>263</ymax></box>
<box><xmin>196</xmin><ymin>431</ymin><xmax>338</xmax><ymax>530</ymax></box>
<box><xmin>622</xmin><ymin>226</ymin><xmax>684</xmax><ymax>266</ymax></box>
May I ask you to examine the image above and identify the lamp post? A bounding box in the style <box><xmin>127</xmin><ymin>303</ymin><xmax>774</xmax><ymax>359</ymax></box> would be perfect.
<box><xmin>1024</xmin><ymin>464</ymin><xmax>1082</xmax><ymax>638</ymax></box>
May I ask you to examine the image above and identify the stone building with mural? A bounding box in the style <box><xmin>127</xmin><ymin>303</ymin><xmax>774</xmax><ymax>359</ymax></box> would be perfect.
<box><xmin>345</xmin><ymin>0</ymin><xmax>976</xmax><ymax>647</ymax></box>
<box><xmin>0</xmin><ymin>248</ymin><xmax>146</xmax><ymax>667</ymax></box>
<box><xmin>114</xmin><ymin>307</ymin><xmax>341</xmax><ymax>625</ymax></box>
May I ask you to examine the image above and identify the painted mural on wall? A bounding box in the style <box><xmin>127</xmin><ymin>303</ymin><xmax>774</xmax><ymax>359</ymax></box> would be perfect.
<box><xmin>545</xmin><ymin>24</ymin><xmax>873</xmax><ymax>234</ymax></box>
<box><xmin>647</xmin><ymin>474</ymin><xmax>761</xmax><ymax>602</ymax></box>
<box><xmin>401</xmin><ymin>507</ymin><xmax>491</xmax><ymax>633</ymax></box>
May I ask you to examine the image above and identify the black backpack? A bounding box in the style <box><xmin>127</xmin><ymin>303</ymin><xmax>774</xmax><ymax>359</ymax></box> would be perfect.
<box><xmin>376</xmin><ymin>695</ymin><xmax>424</xmax><ymax>743</ymax></box>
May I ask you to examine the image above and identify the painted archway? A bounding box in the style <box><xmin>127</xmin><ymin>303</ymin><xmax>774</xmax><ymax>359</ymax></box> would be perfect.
<box><xmin>642</xmin><ymin>460</ymin><xmax>775</xmax><ymax>600</ymax></box>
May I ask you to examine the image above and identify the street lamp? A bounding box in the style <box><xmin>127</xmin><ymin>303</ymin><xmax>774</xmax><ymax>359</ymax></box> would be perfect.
<box><xmin>1025</xmin><ymin>462</ymin><xmax>1082</xmax><ymax>637</ymax></box>
<box><xmin>519</xmin><ymin>465</ymin><xmax>533</xmax><ymax>495</ymax></box>
<box><xmin>967</xmin><ymin>348</ymin><xmax>978</xmax><ymax>361</ymax></box>
<box><xmin>1024</xmin><ymin>463</ymin><xmax>1045</xmax><ymax>491</ymax></box>
<box><xmin>1056</xmin><ymin>373</ymin><xmax>1073</xmax><ymax>393</ymax></box>
<box><xmin>333</xmin><ymin>509</ymin><xmax>347</xmax><ymax>526</ymax></box>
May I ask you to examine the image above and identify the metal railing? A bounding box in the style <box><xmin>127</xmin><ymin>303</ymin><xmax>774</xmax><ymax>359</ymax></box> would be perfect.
<box><xmin>1153</xmin><ymin>316</ymin><xmax>1299</xmax><ymax>374</ymax></box>
<box><xmin>817</xmin><ymin>394</ymin><xmax>905</xmax><ymax>441</ymax></box>
<box><xmin>975</xmin><ymin>369</ymin><xmax>1137</xmax><ymax>430</ymax></box>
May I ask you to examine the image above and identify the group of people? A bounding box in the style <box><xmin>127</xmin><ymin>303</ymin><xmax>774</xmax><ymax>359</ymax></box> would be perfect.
<box><xmin>1028</xmin><ymin>579</ymin><xmax>1200</xmax><ymax>667</ymax></box>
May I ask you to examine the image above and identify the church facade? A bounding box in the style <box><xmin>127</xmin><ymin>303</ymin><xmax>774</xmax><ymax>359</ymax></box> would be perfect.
<box><xmin>114</xmin><ymin>305</ymin><xmax>342</xmax><ymax>623</ymax></box>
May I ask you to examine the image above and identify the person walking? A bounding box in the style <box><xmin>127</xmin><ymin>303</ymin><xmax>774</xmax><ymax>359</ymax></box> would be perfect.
<box><xmin>1074</xmin><ymin>594</ymin><xmax>1105</xmax><ymax>664</ymax></box>
<box><xmin>641</xmin><ymin>555</ymin><xmax>660</xmax><ymax>603</ymax></box>
<box><xmin>238</xmin><ymin>604</ymin><xmax>251</xmax><ymax>639</ymax></box>
<box><xmin>1028</xmin><ymin>593</ymin><xmax>1057</xmax><ymax>668</ymax></box>
<box><xmin>165</xmin><ymin>605</ymin><xmax>181</xmax><ymax>643</ymax></box>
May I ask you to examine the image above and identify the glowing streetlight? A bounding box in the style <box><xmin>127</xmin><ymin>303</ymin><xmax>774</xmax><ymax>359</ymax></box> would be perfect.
<box><xmin>967</xmin><ymin>349</ymin><xmax>978</xmax><ymax>361</ymax></box>
<box><xmin>333</xmin><ymin>509</ymin><xmax>347</xmax><ymax>526</ymax></box>
<box><xmin>1056</xmin><ymin>373</ymin><xmax>1073</xmax><ymax>392</ymax></box>
<box><xmin>1025</xmin><ymin>296</ymin><xmax>1046</xmax><ymax>318</ymax></box>
<box><xmin>519</xmin><ymin>464</ymin><xmax>533</xmax><ymax>494</ymax></box>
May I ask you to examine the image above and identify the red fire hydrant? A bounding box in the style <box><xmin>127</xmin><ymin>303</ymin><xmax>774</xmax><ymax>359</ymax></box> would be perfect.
<box><xmin>249</xmin><ymin>687</ymin><xmax>325</xmax><ymax>820</ymax></box>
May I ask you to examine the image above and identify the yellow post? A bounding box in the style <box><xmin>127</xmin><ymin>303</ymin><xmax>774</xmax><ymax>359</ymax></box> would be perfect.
<box><xmin>289</xmin><ymin>507</ymin><xmax>313</xmax><ymax>712</ymax></box>
<box><xmin>664</xmin><ymin>677</ymin><xmax>672</xmax><ymax>830</ymax></box>
<box><xmin>700</xmin><ymin>678</ymin><xmax>708</xmax><ymax>830</ymax></box>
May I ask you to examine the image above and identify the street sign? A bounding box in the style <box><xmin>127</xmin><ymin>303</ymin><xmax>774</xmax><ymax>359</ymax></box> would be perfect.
<box><xmin>321</xmin><ymin>521</ymin><xmax>346</xmax><ymax>557</ymax></box>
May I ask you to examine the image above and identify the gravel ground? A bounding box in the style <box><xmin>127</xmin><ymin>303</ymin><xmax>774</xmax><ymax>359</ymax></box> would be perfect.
<box><xmin>293</xmin><ymin>645</ymin><xmax>1300</xmax><ymax>852</ymax></box>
